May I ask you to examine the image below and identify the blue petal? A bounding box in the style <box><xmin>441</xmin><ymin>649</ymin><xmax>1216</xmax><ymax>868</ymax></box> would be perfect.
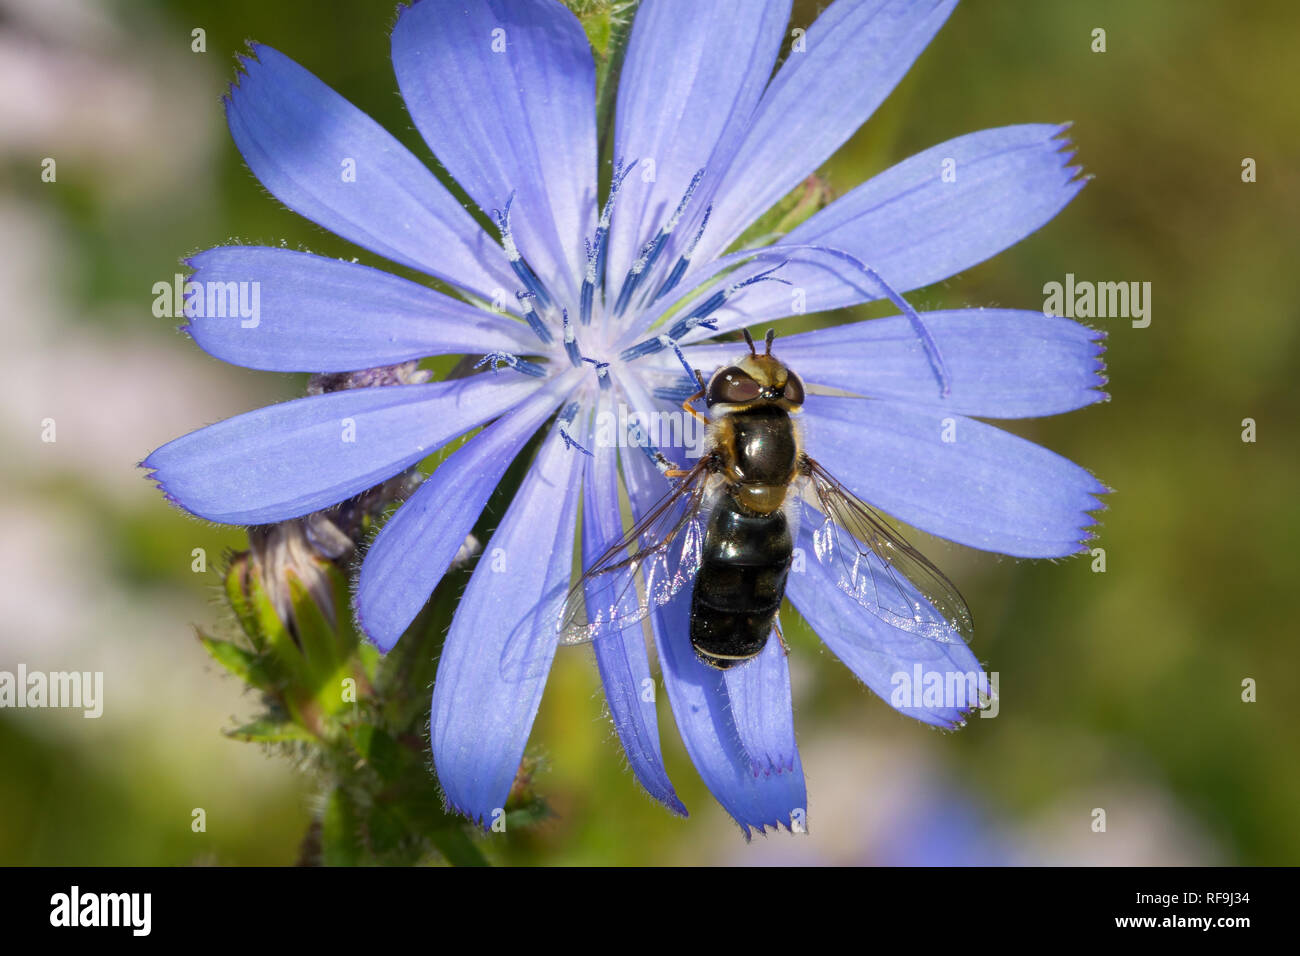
<box><xmin>185</xmin><ymin>247</ymin><xmax>536</xmax><ymax>372</ymax></box>
<box><xmin>799</xmin><ymin>394</ymin><xmax>1107</xmax><ymax>557</ymax></box>
<box><xmin>684</xmin><ymin>309</ymin><xmax>1107</xmax><ymax>418</ymax></box>
<box><xmin>392</xmin><ymin>0</ymin><xmax>596</xmax><ymax>298</ymax></box>
<box><xmin>622</xmin><ymin>452</ymin><xmax>807</xmax><ymax>837</ymax></box>
<box><xmin>667</xmin><ymin>124</ymin><xmax>1084</xmax><ymax>340</ymax></box>
<box><xmin>786</xmin><ymin>522</ymin><xmax>988</xmax><ymax>729</ymax></box>
<box><xmin>225</xmin><ymin>44</ymin><xmax>513</xmax><ymax>301</ymax></box>
<box><xmin>605</xmin><ymin>0</ymin><xmax>791</xmax><ymax>288</ymax></box>
<box><xmin>584</xmin><ymin>418</ymin><xmax>685</xmax><ymax>815</ymax></box>
<box><xmin>355</xmin><ymin>379</ymin><xmax>572</xmax><ymax>651</ymax></box>
<box><xmin>695</xmin><ymin>0</ymin><xmax>958</xmax><ymax>261</ymax></box>
<box><xmin>723</xmin><ymin>630</ymin><xmax>800</xmax><ymax>776</ymax></box>
<box><xmin>143</xmin><ymin>375</ymin><xmax>540</xmax><ymax>525</ymax></box>
<box><xmin>430</xmin><ymin>421</ymin><xmax>585</xmax><ymax>827</ymax></box>
<box><xmin>653</xmin><ymin>596</ymin><xmax>808</xmax><ymax>838</ymax></box>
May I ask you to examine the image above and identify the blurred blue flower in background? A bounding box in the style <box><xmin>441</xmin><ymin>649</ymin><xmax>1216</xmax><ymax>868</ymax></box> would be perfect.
<box><xmin>144</xmin><ymin>0</ymin><xmax>1104</xmax><ymax>835</ymax></box>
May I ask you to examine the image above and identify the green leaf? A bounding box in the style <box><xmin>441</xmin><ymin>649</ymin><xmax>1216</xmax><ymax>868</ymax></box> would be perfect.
<box><xmin>224</xmin><ymin>717</ymin><xmax>315</xmax><ymax>743</ymax></box>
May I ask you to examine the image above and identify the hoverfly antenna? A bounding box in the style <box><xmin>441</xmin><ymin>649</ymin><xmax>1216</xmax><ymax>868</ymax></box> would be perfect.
<box><xmin>742</xmin><ymin>328</ymin><xmax>756</xmax><ymax>355</ymax></box>
<box><xmin>764</xmin><ymin>328</ymin><xmax>775</xmax><ymax>356</ymax></box>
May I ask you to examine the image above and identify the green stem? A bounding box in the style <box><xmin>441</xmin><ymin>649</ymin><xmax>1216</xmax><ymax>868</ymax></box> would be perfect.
<box><xmin>594</xmin><ymin>2</ymin><xmax>639</xmax><ymax>174</ymax></box>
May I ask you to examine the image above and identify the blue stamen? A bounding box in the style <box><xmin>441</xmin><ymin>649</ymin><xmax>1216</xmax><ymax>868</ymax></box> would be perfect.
<box><xmin>664</xmin><ymin>261</ymin><xmax>789</xmax><ymax>340</ymax></box>
<box><xmin>494</xmin><ymin>192</ymin><xmax>556</xmax><ymax>314</ymax></box>
<box><xmin>654</xmin><ymin>203</ymin><xmax>712</xmax><ymax>303</ymax></box>
<box><xmin>579</xmin><ymin>237</ymin><xmax>597</xmax><ymax>325</ymax></box>
<box><xmin>473</xmin><ymin>350</ymin><xmax>547</xmax><ymax>378</ymax></box>
<box><xmin>610</xmin><ymin>236</ymin><xmax>656</xmax><ymax>318</ymax></box>
<box><xmin>664</xmin><ymin>337</ymin><xmax>698</xmax><ymax>383</ymax></box>
<box><xmin>612</xmin><ymin>168</ymin><xmax>706</xmax><ymax>318</ymax></box>
<box><xmin>561</xmin><ymin>309</ymin><xmax>583</xmax><ymax>367</ymax></box>
<box><xmin>516</xmin><ymin>291</ymin><xmax>553</xmax><ymax>344</ymax></box>
<box><xmin>671</xmin><ymin>291</ymin><xmax>727</xmax><ymax>334</ymax></box>
<box><xmin>654</xmin><ymin>380</ymin><xmax>699</xmax><ymax>403</ymax></box>
<box><xmin>582</xmin><ymin>356</ymin><xmax>612</xmax><ymax>391</ymax></box>
<box><xmin>619</xmin><ymin>261</ymin><xmax>785</xmax><ymax>362</ymax></box>
<box><xmin>618</xmin><ymin>336</ymin><xmax>667</xmax><ymax>362</ymax></box>
<box><xmin>557</xmin><ymin>401</ymin><xmax>593</xmax><ymax>457</ymax></box>
<box><xmin>626</xmin><ymin>419</ymin><xmax>675</xmax><ymax>473</ymax></box>
<box><xmin>592</xmin><ymin>158</ymin><xmax>637</xmax><ymax>300</ymax></box>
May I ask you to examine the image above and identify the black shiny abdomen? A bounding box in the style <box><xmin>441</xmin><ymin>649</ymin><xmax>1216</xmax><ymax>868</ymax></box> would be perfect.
<box><xmin>690</xmin><ymin>501</ymin><xmax>792</xmax><ymax>668</ymax></box>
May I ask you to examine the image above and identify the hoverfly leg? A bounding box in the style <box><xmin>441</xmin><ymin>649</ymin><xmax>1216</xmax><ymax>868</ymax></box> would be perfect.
<box><xmin>653</xmin><ymin>449</ymin><xmax>687</xmax><ymax>476</ymax></box>
<box><xmin>774</xmin><ymin>618</ymin><xmax>790</xmax><ymax>656</ymax></box>
<box><xmin>681</xmin><ymin>388</ymin><xmax>708</xmax><ymax>427</ymax></box>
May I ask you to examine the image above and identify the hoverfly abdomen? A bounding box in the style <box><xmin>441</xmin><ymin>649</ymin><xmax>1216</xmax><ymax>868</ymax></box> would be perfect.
<box><xmin>690</xmin><ymin>499</ymin><xmax>793</xmax><ymax>669</ymax></box>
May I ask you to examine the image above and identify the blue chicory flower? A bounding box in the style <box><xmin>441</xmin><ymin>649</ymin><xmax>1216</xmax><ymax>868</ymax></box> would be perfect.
<box><xmin>145</xmin><ymin>0</ymin><xmax>1106</xmax><ymax>836</ymax></box>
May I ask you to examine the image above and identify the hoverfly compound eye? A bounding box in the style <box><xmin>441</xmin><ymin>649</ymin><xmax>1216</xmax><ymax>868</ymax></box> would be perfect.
<box><xmin>783</xmin><ymin>371</ymin><xmax>805</xmax><ymax>405</ymax></box>
<box><xmin>707</xmin><ymin>367</ymin><xmax>761</xmax><ymax>406</ymax></box>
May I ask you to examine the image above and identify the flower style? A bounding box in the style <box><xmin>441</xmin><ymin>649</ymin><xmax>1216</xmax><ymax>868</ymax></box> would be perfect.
<box><xmin>145</xmin><ymin>0</ymin><xmax>1106</xmax><ymax>835</ymax></box>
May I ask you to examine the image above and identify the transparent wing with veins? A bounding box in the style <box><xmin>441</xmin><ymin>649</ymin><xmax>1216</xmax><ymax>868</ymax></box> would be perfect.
<box><xmin>499</xmin><ymin>457</ymin><xmax>714</xmax><ymax>683</ymax></box>
<box><xmin>801</xmin><ymin>456</ymin><xmax>974</xmax><ymax>645</ymax></box>
<box><xmin>556</xmin><ymin>457</ymin><xmax>713</xmax><ymax>647</ymax></box>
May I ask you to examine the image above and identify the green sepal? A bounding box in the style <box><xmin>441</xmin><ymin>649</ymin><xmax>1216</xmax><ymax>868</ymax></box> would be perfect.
<box><xmin>569</xmin><ymin>0</ymin><xmax>637</xmax><ymax>59</ymax></box>
<box><xmin>504</xmin><ymin>796</ymin><xmax>553</xmax><ymax>831</ymax></box>
<box><xmin>244</xmin><ymin>561</ymin><xmax>313</xmax><ymax>689</ymax></box>
<box><xmin>197</xmin><ymin>631</ymin><xmax>278</xmax><ymax>694</ymax></box>
<box><xmin>223</xmin><ymin>556</ymin><xmax>264</xmax><ymax>651</ymax></box>
<box><xmin>282</xmin><ymin>572</ymin><xmax>346</xmax><ymax>694</ymax></box>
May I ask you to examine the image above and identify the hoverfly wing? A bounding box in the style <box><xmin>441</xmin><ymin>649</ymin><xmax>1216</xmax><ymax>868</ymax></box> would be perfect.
<box><xmin>800</xmin><ymin>457</ymin><xmax>974</xmax><ymax>645</ymax></box>
<box><xmin>499</xmin><ymin>457</ymin><xmax>713</xmax><ymax>683</ymax></box>
<box><xmin>555</xmin><ymin>457</ymin><xmax>712</xmax><ymax>646</ymax></box>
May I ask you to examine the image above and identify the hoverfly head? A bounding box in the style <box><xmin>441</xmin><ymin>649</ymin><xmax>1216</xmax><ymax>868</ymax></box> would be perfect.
<box><xmin>706</xmin><ymin>329</ymin><xmax>805</xmax><ymax>409</ymax></box>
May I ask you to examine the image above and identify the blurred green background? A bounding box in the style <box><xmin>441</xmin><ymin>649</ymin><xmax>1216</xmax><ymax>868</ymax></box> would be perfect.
<box><xmin>2</xmin><ymin>0</ymin><xmax>1297</xmax><ymax>865</ymax></box>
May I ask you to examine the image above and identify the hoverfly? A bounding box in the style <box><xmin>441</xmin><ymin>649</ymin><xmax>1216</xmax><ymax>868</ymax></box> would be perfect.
<box><xmin>504</xmin><ymin>329</ymin><xmax>974</xmax><ymax>677</ymax></box>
